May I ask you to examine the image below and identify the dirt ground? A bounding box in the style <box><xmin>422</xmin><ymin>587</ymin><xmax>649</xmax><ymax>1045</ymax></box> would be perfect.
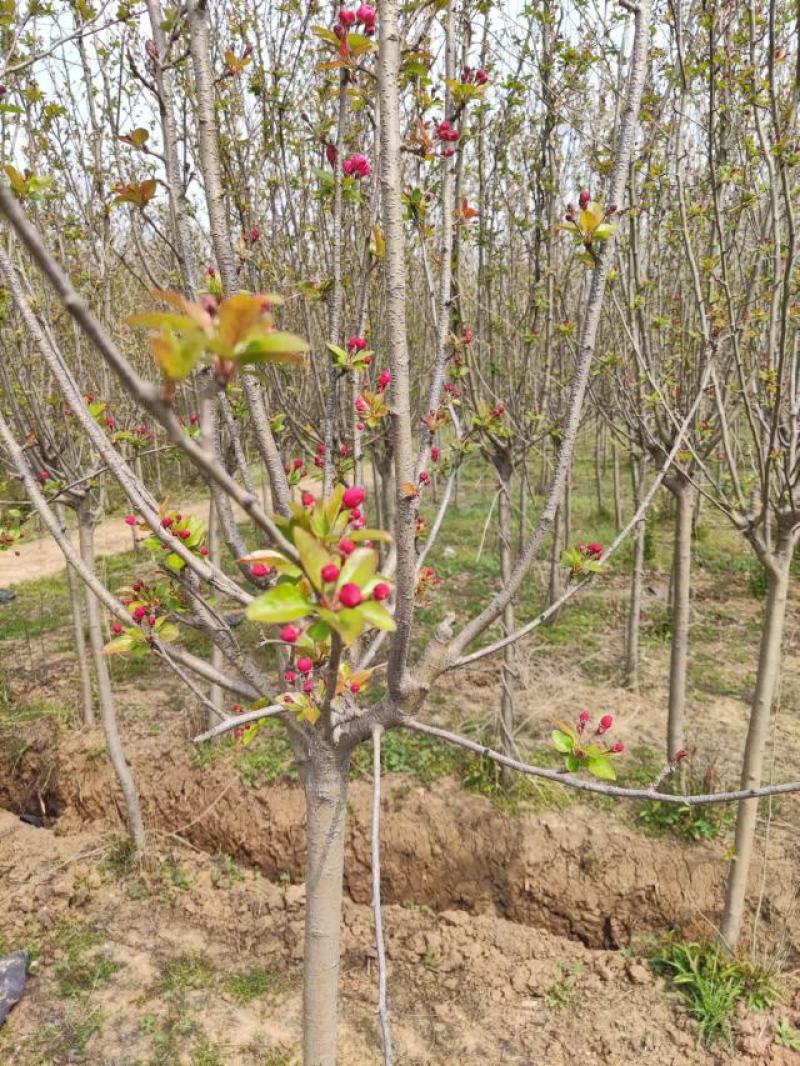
<box><xmin>1</xmin><ymin>512</ymin><xmax>800</xmax><ymax>1063</ymax></box>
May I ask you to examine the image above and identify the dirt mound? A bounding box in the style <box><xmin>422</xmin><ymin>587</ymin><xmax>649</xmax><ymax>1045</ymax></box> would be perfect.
<box><xmin>0</xmin><ymin>726</ymin><xmax>742</xmax><ymax>951</ymax></box>
<box><xmin>1</xmin><ymin>812</ymin><xmax>796</xmax><ymax>1065</ymax></box>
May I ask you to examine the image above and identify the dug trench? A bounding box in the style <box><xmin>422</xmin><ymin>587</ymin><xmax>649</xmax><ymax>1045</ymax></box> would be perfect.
<box><xmin>1</xmin><ymin>720</ymin><xmax>796</xmax><ymax>959</ymax></box>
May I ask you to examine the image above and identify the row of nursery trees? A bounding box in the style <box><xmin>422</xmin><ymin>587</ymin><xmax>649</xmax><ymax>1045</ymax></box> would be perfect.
<box><xmin>1</xmin><ymin>0</ymin><xmax>800</xmax><ymax>1061</ymax></box>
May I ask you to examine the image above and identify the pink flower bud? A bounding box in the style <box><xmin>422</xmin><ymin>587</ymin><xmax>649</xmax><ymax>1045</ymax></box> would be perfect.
<box><xmin>293</xmin><ymin>457</ymin><xmax>304</xmax><ymax>470</ymax></box>
<box><xmin>303</xmin><ymin>680</ymin><xmax>314</xmax><ymax>694</ymax></box>
<box><xmin>338</xmin><ymin>8</ymin><xmax>356</xmax><ymax>25</ymax></box>
<box><xmin>326</xmin><ymin>143</ymin><xmax>338</xmax><ymax>167</ymax></box>
<box><xmin>355</xmin><ymin>396</ymin><xmax>368</xmax><ymax>413</ymax></box>
<box><xmin>356</xmin><ymin>421</ymin><xmax>365</xmax><ymax>432</ymax></box>
<box><xmin>250</xmin><ymin>227</ymin><xmax>260</xmax><ymax>243</ymax></box>
<box><xmin>431</xmin><ymin>447</ymin><xmax>440</xmax><ymax>462</ymax></box>
<box><xmin>372</xmin><ymin>582</ymin><xmax>391</xmax><ymax>601</ymax></box>
<box><xmin>297</xmin><ymin>656</ymin><xmax>313</xmax><ymax>674</ymax></box>
<box><xmin>350</xmin><ymin>681</ymin><xmax>361</xmax><ymax>694</ymax></box>
<box><xmin>348</xmin><ymin>335</ymin><xmax>367</xmax><ymax>351</ymax></box>
<box><xmin>112</xmin><ymin>623</ymin><xmax>123</xmax><ymax>635</ymax></box>
<box><xmin>339</xmin><ymin>538</ymin><xmax>356</xmax><ymax>555</ymax></box>
<box><xmin>612</xmin><ymin>742</ymin><xmax>625</xmax><ymax>753</ymax></box>
<box><xmin>284</xmin><ymin>670</ymin><xmax>296</xmax><ymax>684</ymax></box>
<box><xmin>250</xmin><ymin>563</ymin><xmax>270</xmax><ymax>578</ymax></box>
<box><xmin>280</xmin><ymin>625</ymin><xmax>300</xmax><ymax>643</ymax></box>
<box><xmin>339</xmin><ymin>583</ymin><xmax>362</xmax><ymax>608</ymax></box>
<box><xmin>321</xmin><ymin>563</ymin><xmax>340</xmax><ymax>584</ymax></box>
<box><xmin>302</xmin><ymin>491</ymin><xmax>315</xmax><ymax>508</ymax></box>
<box><xmin>133</xmin><ymin>606</ymin><xmax>147</xmax><ymax>621</ymax></box>
<box><xmin>343</xmin><ymin>486</ymin><xmax>366</xmax><ymax>508</ymax></box>
<box><xmin>356</xmin><ymin>3</ymin><xmax>375</xmax><ymax>23</ymax></box>
<box><xmin>124</xmin><ymin>514</ymin><xmax>138</xmax><ymax>526</ymax></box>
<box><xmin>578</xmin><ymin>189</ymin><xmax>591</xmax><ymax>209</ymax></box>
<box><xmin>596</xmin><ymin>714</ymin><xmax>614</xmax><ymax>736</ymax></box>
<box><xmin>377</xmin><ymin>370</ymin><xmax>391</xmax><ymax>391</ymax></box>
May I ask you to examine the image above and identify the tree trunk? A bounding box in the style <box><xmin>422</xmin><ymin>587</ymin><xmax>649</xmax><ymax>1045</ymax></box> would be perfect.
<box><xmin>495</xmin><ymin>454</ymin><xmax>516</xmax><ymax>779</ymax></box>
<box><xmin>302</xmin><ymin>747</ymin><xmax>350</xmax><ymax>1066</ymax></box>
<box><xmin>612</xmin><ymin>438</ymin><xmax>622</xmax><ymax>532</ymax></box>
<box><xmin>207</xmin><ymin>500</ymin><xmax>225</xmax><ymax>729</ymax></box>
<box><xmin>666</xmin><ymin>476</ymin><xmax>694</xmax><ymax>763</ymax></box>
<box><xmin>719</xmin><ymin>548</ymin><xmax>792</xmax><ymax>950</ymax></box>
<box><xmin>624</xmin><ymin>455</ymin><xmax>646</xmax><ymax>690</ymax></box>
<box><xmin>77</xmin><ymin>503</ymin><xmax>146</xmax><ymax>849</ymax></box>
<box><xmin>57</xmin><ymin>502</ymin><xmax>94</xmax><ymax>726</ymax></box>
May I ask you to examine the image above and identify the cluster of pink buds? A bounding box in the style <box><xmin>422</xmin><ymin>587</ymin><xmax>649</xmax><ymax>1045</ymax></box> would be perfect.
<box><xmin>336</xmin><ymin>4</ymin><xmax>375</xmax><ymax>33</ymax></box>
<box><xmin>313</xmin><ymin>442</ymin><xmax>326</xmax><ymax>468</ymax></box>
<box><xmin>436</xmin><ymin>120</ymin><xmax>460</xmax><ymax>143</ymax></box>
<box><xmin>576</xmin><ymin>711</ymin><xmax>624</xmax><ymax>752</ymax></box>
<box><xmin>120</xmin><ymin>581</ymin><xmax>161</xmax><ymax>630</ymax></box>
<box><xmin>343</xmin><ymin>153</ymin><xmax>371</xmax><ymax>178</ymax></box>
<box><xmin>578</xmin><ymin>541</ymin><xmax>603</xmax><ymax>560</ymax></box>
<box><xmin>431</xmin><ymin>446</ymin><xmax>440</xmax><ymax>463</ymax></box>
<box><xmin>444</xmin><ymin>382</ymin><xmax>461</xmax><ymax>399</ymax></box>
<box><xmin>343</xmin><ymin>484</ymin><xmax>366</xmax><ymax>529</ymax></box>
<box><xmin>462</xmin><ymin>65</ymin><xmax>489</xmax><ymax>85</ymax></box>
<box><xmin>249</xmin><ymin>226</ymin><xmax>260</xmax><ymax>243</ymax></box>
<box><xmin>348</xmin><ymin>335</ymin><xmax>367</xmax><ymax>352</ymax></box>
<box><xmin>376</xmin><ymin>369</ymin><xmax>391</xmax><ymax>392</ymax></box>
<box><xmin>491</xmin><ymin>403</ymin><xmax>505</xmax><ymax>419</ymax></box>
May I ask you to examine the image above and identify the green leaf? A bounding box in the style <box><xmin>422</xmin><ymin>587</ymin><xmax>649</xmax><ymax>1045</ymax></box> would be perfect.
<box><xmin>585</xmin><ymin>754</ymin><xmax>617</xmax><ymax>781</ymax></box>
<box><xmin>338</xmin><ymin>546</ymin><xmax>377</xmax><ymax>589</ymax></box>
<box><xmin>356</xmin><ymin>600</ymin><xmax>396</xmax><ymax>632</ymax></box>
<box><xmin>235</xmin><ymin>331</ymin><xmax>309</xmax><ymax>366</ymax></box>
<box><xmin>349</xmin><ymin>528</ymin><xmax>393</xmax><ymax>544</ymax></box>
<box><xmin>317</xmin><ymin>606</ymin><xmax>365</xmax><ymax>646</ymax></box>
<box><xmin>165</xmin><ymin>552</ymin><xmax>185</xmax><ymax>572</ymax></box>
<box><xmin>103</xmin><ymin>634</ymin><xmax>135</xmax><ymax>655</ymax></box>
<box><xmin>294</xmin><ymin>527</ymin><xmax>334</xmax><ymax>592</ymax></box>
<box><xmin>565</xmin><ymin>754</ymin><xmax>581</xmax><ymax>773</ymax></box>
<box><xmin>155</xmin><ymin>621</ymin><xmax>179</xmax><ymax>642</ymax></box>
<box><xmin>246</xmin><ymin>582</ymin><xmax>312</xmax><ymax>624</ymax></box>
<box><xmin>551</xmin><ymin>729</ymin><xmax>575</xmax><ymax>754</ymax></box>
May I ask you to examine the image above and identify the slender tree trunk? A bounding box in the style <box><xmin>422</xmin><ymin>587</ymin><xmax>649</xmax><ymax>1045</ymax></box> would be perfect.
<box><xmin>720</xmin><ymin>547</ymin><xmax>793</xmax><ymax>950</ymax></box>
<box><xmin>594</xmin><ymin>425</ymin><xmax>604</xmax><ymax>516</ymax></box>
<box><xmin>207</xmin><ymin>500</ymin><xmax>225</xmax><ymax>729</ymax></box>
<box><xmin>495</xmin><ymin>453</ymin><xmax>515</xmax><ymax>779</ymax></box>
<box><xmin>57</xmin><ymin>502</ymin><xmax>94</xmax><ymax>726</ymax></box>
<box><xmin>612</xmin><ymin>438</ymin><xmax>622</xmax><ymax>533</ymax></box>
<box><xmin>624</xmin><ymin>455</ymin><xmax>646</xmax><ymax>690</ymax></box>
<box><xmin>666</xmin><ymin>477</ymin><xmax>694</xmax><ymax>763</ymax></box>
<box><xmin>547</xmin><ymin>502</ymin><xmax>562</xmax><ymax>611</ymax></box>
<box><xmin>302</xmin><ymin>747</ymin><xmax>350</xmax><ymax>1066</ymax></box>
<box><xmin>77</xmin><ymin>502</ymin><xmax>145</xmax><ymax>849</ymax></box>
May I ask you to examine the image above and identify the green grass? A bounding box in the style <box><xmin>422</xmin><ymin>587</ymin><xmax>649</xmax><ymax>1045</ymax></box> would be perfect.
<box><xmin>651</xmin><ymin>938</ymin><xmax>782</xmax><ymax>1044</ymax></box>
<box><xmin>159</xmin><ymin>954</ymin><xmax>217</xmax><ymax>995</ymax></box>
<box><xmin>223</xmin><ymin>967</ymin><xmax>280</xmax><ymax>1003</ymax></box>
<box><xmin>52</xmin><ymin>924</ymin><xmax>121</xmax><ymax>999</ymax></box>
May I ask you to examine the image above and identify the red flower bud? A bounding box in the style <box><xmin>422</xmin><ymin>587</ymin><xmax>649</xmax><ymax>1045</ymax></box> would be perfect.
<box><xmin>372</xmin><ymin>582</ymin><xmax>391</xmax><ymax>601</ymax></box>
<box><xmin>232</xmin><ymin>704</ymin><xmax>242</xmax><ymax>715</ymax></box>
<box><xmin>280</xmin><ymin>625</ymin><xmax>300</xmax><ymax>643</ymax></box>
<box><xmin>297</xmin><ymin>656</ymin><xmax>313</xmax><ymax>674</ymax></box>
<box><xmin>596</xmin><ymin>714</ymin><xmax>614</xmax><ymax>736</ymax></box>
<box><xmin>321</xmin><ymin>563</ymin><xmax>340</xmax><ymax>584</ymax></box>
<box><xmin>356</xmin><ymin>421</ymin><xmax>366</xmax><ymax>432</ymax></box>
<box><xmin>612</xmin><ymin>742</ymin><xmax>625</xmax><ymax>753</ymax></box>
<box><xmin>199</xmin><ymin>547</ymin><xmax>209</xmax><ymax>556</ymax></box>
<box><xmin>338</xmin><ymin>8</ymin><xmax>356</xmax><ymax>24</ymax></box>
<box><xmin>112</xmin><ymin>623</ymin><xmax>123</xmax><ymax>635</ymax></box>
<box><xmin>431</xmin><ymin>447</ymin><xmax>440</xmax><ymax>462</ymax></box>
<box><xmin>302</xmin><ymin>491</ymin><xmax>315</xmax><ymax>508</ymax></box>
<box><xmin>284</xmin><ymin>670</ymin><xmax>296</xmax><ymax>684</ymax></box>
<box><xmin>339</xmin><ymin>583</ymin><xmax>362</xmax><ymax>608</ymax></box>
<box><xmin>348</xmin><ymin>335</ymin><xmax>366</xmax><ymax>351</ymax></box>
<box><xmin>124</xmin><ymin>514</ymin><xmax>138</xmax><ymax>526</ymax></box>
<box><xmin>377</xmin><ymin>370</ymin><xmax>391</xmax><ymax>391</ymax></box>
<box><xmin>133</xmin><ymin>606</ymin><xmax>147</xmax><ymax>621</ymax></box>
<box><xmin>339</xmin><ymin>538</ymin><xmax>356</xmax><ymax>555</ymax></box>
<box><xmin>250</xmin><ymin>563</ymin><xmax>270</xmax><ymax>578</ymax></box>
<box><xmin>293</xmin><ymin>457</ymin><xmax>304</xmax><ymax>470</ymax></box>
<box><xmin>578</xmin><ymin>189</ymin><xmax>591</xmax><ymax>209</ymax></box>
<box><xmin>303</xmin><ymin>680</ymin><xmax>314</xmax><ymax>694</ymax></box>
<box><xmin>350</xmin><ymin>681</ymin><xmax>361</xmax><ymax>694</ymax></box>
<box><xmin>178</xmin><ymin>528</ymin><xmax>191</xmax><ymax>540</ymax></box>
<box><xmin>250</xmin><ymin>227</ymin><xmax>260</xmax><ymax>243</ymax></box>
<box><xmin>326</xmin><ymin>143</ymin><xmax>338</xmax><ymax>167</ymax></box>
